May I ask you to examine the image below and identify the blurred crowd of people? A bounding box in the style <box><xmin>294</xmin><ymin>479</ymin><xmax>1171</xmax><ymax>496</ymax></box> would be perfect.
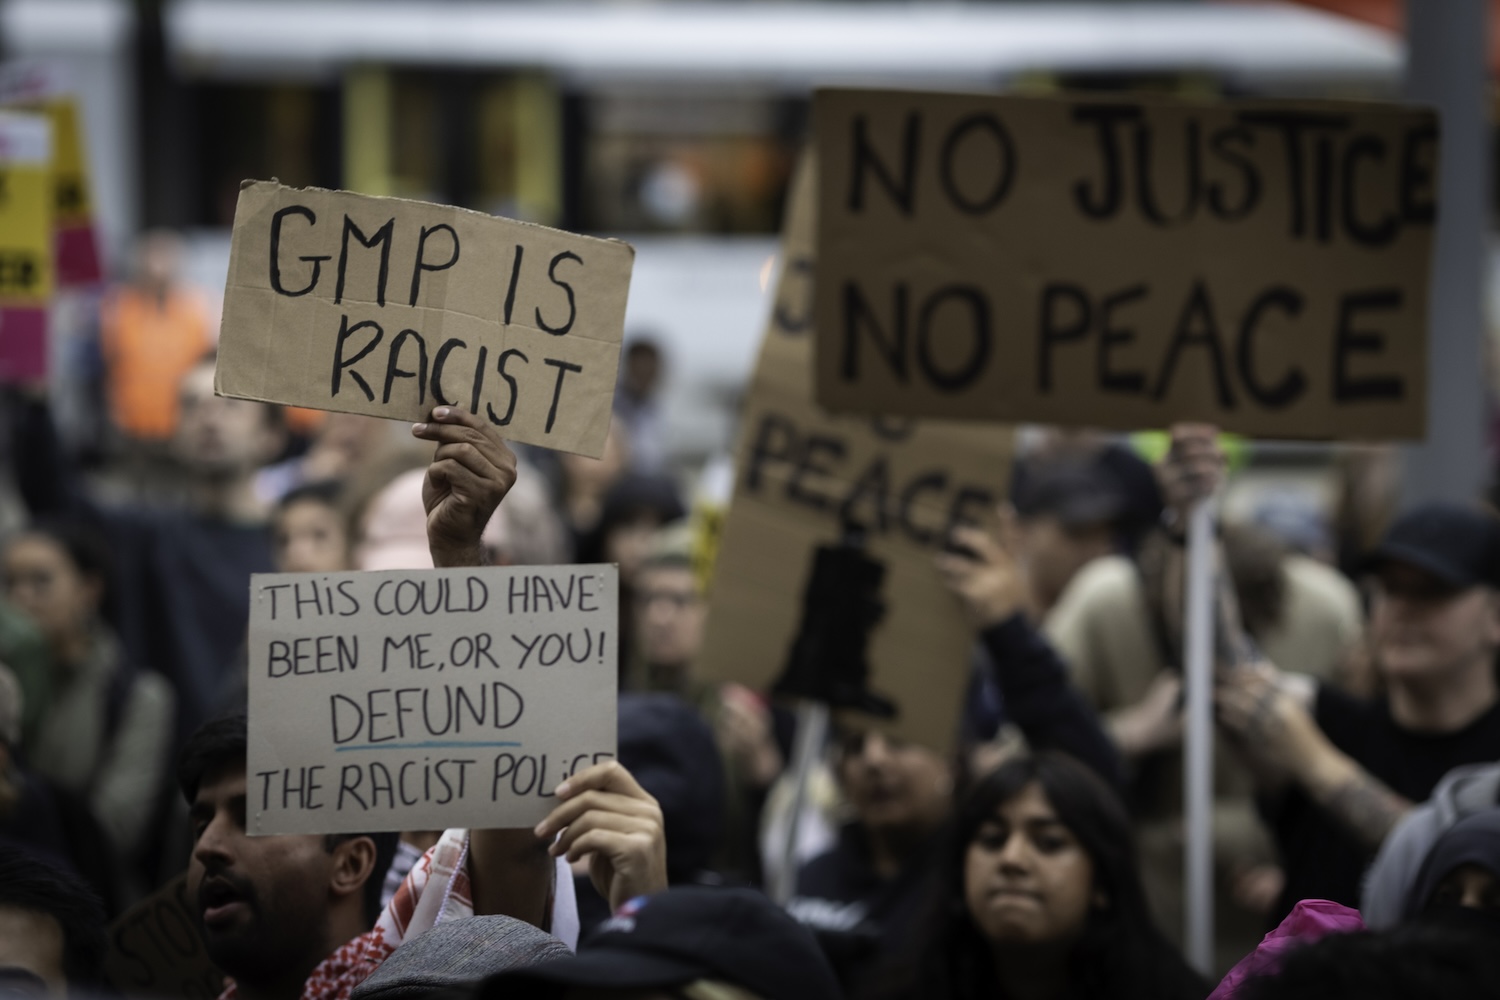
<box><xmin>2</xmin><ymin>231</ymin><xmax>1500</xmax><ymax>1000</ymax></box>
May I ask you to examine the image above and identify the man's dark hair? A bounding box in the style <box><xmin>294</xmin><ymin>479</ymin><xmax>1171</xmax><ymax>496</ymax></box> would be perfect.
<box><xmin>178</xmin><ymin>713</ymin><xmax>400</xmax><ymax>928</ymax></box>
<box><xmin>177</xmin><ymin>712</ymin><xmax>250</xmax><ymax>806</ymax></box>
<box><xmin>276</xmin><ymin>479</ymin><xmax>344</xmax><ymax>515</ymax></box>
<box><xmin>0</xmin><ymin>845</ymin><xmax>107</xmax><ymax>988</ymax></box>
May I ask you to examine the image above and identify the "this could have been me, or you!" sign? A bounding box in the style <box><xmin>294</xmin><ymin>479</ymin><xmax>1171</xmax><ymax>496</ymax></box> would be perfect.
<box><xmin>813</xmin><ymin>89</ymin><xmax>1438</xmax><ymax>441</ymax></box>
<box><xmin>217</xmin><ymin>181</ymin><xmax>635</xmax><ymax>458</ymax></box>
<box><xmin>246</xmin><ymin>564</ymin><xmax>617</xmax><ymax>834</ymax></box>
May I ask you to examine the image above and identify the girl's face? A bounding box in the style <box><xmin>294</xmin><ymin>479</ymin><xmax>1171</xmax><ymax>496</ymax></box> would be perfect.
<box><xmin>3</xmin><ymin>535</ymin><xmax>100</xmax><ymax>650</ymax></box>
<box><xmin>963</xmin><ymin>781</ymin><xmax>1097</xmax><ymax>947</ymax></box>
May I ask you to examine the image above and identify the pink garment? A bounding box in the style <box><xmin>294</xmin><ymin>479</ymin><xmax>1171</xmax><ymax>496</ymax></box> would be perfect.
<box><xmin>1208</xmin><ymin>899</ymin><xmax>1366</xmax><ymax>999</ymax></box>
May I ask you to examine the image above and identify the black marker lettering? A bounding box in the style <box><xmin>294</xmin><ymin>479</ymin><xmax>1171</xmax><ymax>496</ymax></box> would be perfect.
<box><xmin>335</xmin><ymin>216</ymin><xmax>395</xmax><ymax>306</ymax></box>
<box><xmin>938</xmin><ymin>113</ymin><xmax>1015</xmax><ymax>214</ymax></box>
<box><xmin>269</xmin><ymin>205</ymin><xmax>329</xmax><ymax>296</ymax></box>
<box><xmin>431</xmin><ymin>338</ymin><xmax>467</xmax><ymax>407</ymax></box>
<box><xmin>1333</xmin><ymin>289</ymin><xmax>1405</xmax><ymax>402</ymax></box>
<box><xmin>786</xmin><ymin>434</ymin><xmax>845</xmax><ymax>513</ymax></box>
<box><xmin>916</xmin><ymin>286</ymin><xmax>990</xmax><ymax>391</ymax></box>
<box><xmin>745</xmin><ymin>413</ymin><xmax>797</xmax><ymax>494</ymax></box>
<box><xmin>331</xmin><ymin>316</ymin><xmax>383</xmax><ymax>400</ymax></box>
<box><xmin>408</xmin><ymin>223</ymin><xmax>460</xmax><ymax>306</ymax></box>
<box><xmin>535</xmin><ymin>252</ymin><xmax>581</xmax><ymax>336</ymax></box>
<box><xmin>1236</xmin><ymin>287</ymin><xmax>1308</xmax><ymax>409</ymax></box>
<box><xmin>1399</xmin><ymin>123</ymin><xmax>1438</xmax><ymax>227</ymax></box>
<box><xmin>1341</xmin><ymin>135</ymin><xmax>1397</xmax><ymax>246</ymax></box>
<box><xmin>1072</xmin><ymin>105</ymin><xmax>1140</xmax><ymax>219</ymax></box>
<box><xmin>469</xmin><ymin>344</ymin><xmax>489</xmax><ymax>413</ymax></box>
<box><xmin>842</xmin><ymin>281</ymin><xmax>907</xmax><ymax>382</ymax></box>
<box><xmin>1152</xmin><ymin>281</ymin><xmax>1236</xmax><ymax>409</ymax></box>
<box><xmin>383</xmin><ymin>329</ymin><xmax>430</xmax><ymax>405</ymax></box>
<box><xmin>1206</xmin><ymin>126</ymin><xmax>1262</xmax><ymax>221</ymax></box>
<box><xmin>849</xmin><ymin>111</ymin><xmax>921</xmax><ymax>215</ymax></box>
<box><xmin>1098</xmin><ymin>284</ymin><xmax>1147</xmax><ymax>394</ymax></box>
<box><xmin>503</xmin><ymin>244</ymin><xmax>524</xmax><ymax>325</ymax></box>
<box><xmin>543</xmin><ymin>359</ymin><xmax>582</xmax><ymax>433</ymax></box>
<box><xmin>487</xmin><ymin>349</ymin><xmax>527</xmax><ymax>426</ymax></box>
<box><xmin>1135</xmin><ymin>120</ymin><xmax>1200</xmax><ymax>226</ymax></box>
<box><xmin>1037</xmin><ymin>283</ymin><xmax>1091</xmax><ymax>392</ymax></box>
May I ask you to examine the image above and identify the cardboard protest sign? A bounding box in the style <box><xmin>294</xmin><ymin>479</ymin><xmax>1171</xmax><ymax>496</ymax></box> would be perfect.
<box><xmin>814</xmin><ymin>89</ymin><xmax>1437</xmax><ymax>441</ymax></box>
<box><xmin>0</xmin><ymin>62</ymin><xmax>103</xmax><ymax>285</ymax></box>
<box><xmin>247</xmin><ymin>564</ymin><xmax>617</xmax><ymax>834</ymax></box>
<box><xmin>698</xmin><ymin>155</ymin><xmax>1011</xmax><ymax>754</ymax></box>
<box><xmin>0</xmin><ymin>111</ymin><xmax>53</xmax><ymax>382</ymax></box>
<box><xmin>105</xmin><ymin>874</ymin><xmax>224</xmax><ymax>1000</ymax></box>
<box><xmin>217</xmin><ymin>181</ymin><xmax>634</xmax><ymax>458</ymax></box>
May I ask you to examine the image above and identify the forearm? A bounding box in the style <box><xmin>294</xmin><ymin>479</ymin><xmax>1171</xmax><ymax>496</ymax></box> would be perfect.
<box><xmin>980</xmin><ymin>615</ymin><xmax>1124</xmax><ymax>790</ymax></box>
<box><xmin>1296</xmin><ymin>739</ymin><xmax>1412</xmax><ymax>852</ymax></box>
<box><xmin>467</xmin><ymin>828</ymin><xmax>555</xmax><ymax>928</ymax></box>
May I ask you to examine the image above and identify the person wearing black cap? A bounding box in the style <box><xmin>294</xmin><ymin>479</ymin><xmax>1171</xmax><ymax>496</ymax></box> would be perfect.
<box><xmin>1217</xmin><ymin>501</ymin><xmax>1500</xmax><ymax>925</ymax></box>
<box><xmin>477</xmin><ymin>886</ymin><xmax>843</xmax><ymax>1000</ymax></box>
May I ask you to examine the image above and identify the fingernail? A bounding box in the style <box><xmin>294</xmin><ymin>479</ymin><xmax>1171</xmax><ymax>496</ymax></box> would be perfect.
<box><xmin>533</xmin><ymin>821</ymin><xmax>548</xmax><ymax>838</ymax></box>
<box><xmin>555</xmin><ymin>781</ymin><xmax>571</xmax><ymax>798</ymax></box>
<box><xmin>413</xmin><ymin>423</ymin><xmax>428</xmax><ymax>434</ymax></box>
<box><xmin>434</xmin><ymin>407</ymin><xmax>451</xmax><ymax>419</ymax></box>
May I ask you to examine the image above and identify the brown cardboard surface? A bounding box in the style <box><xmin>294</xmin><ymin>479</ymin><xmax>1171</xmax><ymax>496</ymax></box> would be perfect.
<box><xmin>697</xmin><ymin>156</ymin><xmax>1012</xmax><ymax>754</ymax></box>
<box><xmin>813</xmin><ymin>89</ymin><xmax>1437</xmax><ymax>441</ymax></box>
<box><xmin>105</xmin><ymin>874</ymin><xmax>224</xmax><ymax>1000</ymax></box>
<box><xmin>246</xmin><ymin>564</ymin><xmax>617</xmax><ymax>834</ymax></box>
<box><xmin>217</xmin><ymin>181</ymin><xmax>634</xmax><ymax>458</ymax></box>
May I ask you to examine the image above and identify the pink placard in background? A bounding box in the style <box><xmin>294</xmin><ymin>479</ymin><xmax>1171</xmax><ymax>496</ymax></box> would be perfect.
<box><xmin>57</xmin><ymin>223</ymin><xmax>100</xmax><ymax>286</ymax></box>
<box><xmin>0</xmin><ymin>306</ymin><xmax>47</xmax><ymax>382</ymax></box>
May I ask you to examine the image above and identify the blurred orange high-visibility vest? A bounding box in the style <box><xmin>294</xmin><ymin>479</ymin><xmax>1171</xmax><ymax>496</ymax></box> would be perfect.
<box><xmin>99</xmin><ymin>286</ymin><xmax>212</xmax><ymax>440</ymax></box>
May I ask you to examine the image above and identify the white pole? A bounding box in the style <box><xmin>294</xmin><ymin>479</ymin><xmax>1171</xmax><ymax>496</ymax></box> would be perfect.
<box><xmin>770</xmin><ymin>700</ymin><xmax>830</xmax><ymax>905</ymax></box>
<box><xmin>1183</xmin><ymin>500</ymin><xmax>1216</xmax><ymax>975</ymax></box>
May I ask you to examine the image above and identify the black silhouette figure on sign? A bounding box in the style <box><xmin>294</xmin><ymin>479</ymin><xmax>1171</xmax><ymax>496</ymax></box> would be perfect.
<box><xmin>773</xmin><ymin>522</ymin><xmax>897</xmax><ymax>719</ymax></box>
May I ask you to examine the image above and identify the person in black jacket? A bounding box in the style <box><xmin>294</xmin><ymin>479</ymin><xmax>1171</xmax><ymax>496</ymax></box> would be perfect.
<box><xmin>938</xmin><ymin>523</ymin><xmax>1124</xmax><ymax>791</ymax></box>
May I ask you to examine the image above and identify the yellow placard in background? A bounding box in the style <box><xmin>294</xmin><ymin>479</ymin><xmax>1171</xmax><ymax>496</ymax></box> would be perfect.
<box><xmin>0</xmin><ymin>110</ymin><xmax>53</xmax><ymax>306</ymax></box>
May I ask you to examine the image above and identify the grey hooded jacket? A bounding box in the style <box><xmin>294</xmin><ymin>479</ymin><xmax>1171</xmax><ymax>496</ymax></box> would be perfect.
<box><xmin>1360</xmin><ymin>761</ymin><xmax>1500</xmax><ymax>929</ymax></box>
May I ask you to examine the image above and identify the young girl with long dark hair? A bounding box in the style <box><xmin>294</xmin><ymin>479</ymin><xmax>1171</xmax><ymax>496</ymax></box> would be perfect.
<box><xmin>880</xmin><ymin>751</ymin><xmax>1209</xmax><ymax>1000</ymax></box>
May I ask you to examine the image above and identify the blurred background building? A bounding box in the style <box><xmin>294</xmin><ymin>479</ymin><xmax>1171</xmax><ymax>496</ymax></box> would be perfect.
<box><xmin>0</xmin><ymin>0</ymin><xmax>1481</xmax><ymax>473</ymax></box>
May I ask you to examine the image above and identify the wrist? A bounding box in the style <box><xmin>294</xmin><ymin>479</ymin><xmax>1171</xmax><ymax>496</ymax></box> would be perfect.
<box><xmin>430</xmin><ymin>543</ymin><xmax>486</xmax><ymax>568</ymax></box>
<box><xmin>1295</xmin><ymin>731</ymin><xmax>1350</xmax><ymax>795</ymax></box>
<box><xmin>1108</xmin><ymin>715</ymin><xmax>1147</xmax><ymax>759</ymax></box>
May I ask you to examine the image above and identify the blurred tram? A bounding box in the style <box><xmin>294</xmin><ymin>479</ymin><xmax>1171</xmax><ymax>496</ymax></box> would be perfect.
<box><xmin>3</xmin><ymin>0</ymin><xmax>1401</xmax><ymax>461</ymax></box>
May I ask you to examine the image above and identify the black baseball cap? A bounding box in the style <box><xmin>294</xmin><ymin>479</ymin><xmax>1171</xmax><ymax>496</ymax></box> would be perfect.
<box><xmin>479</xmin><ymin>887</ymin><xmax>843</xmax><ymax>1000</ymax></box>
<box><xmin>1363</xmin><ymin>502</ymin><xmax>1500</xmax><ymax>590</ymax></box>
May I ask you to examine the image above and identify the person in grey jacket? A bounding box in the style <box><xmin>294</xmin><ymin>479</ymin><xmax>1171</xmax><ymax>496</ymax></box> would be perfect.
<box><xmin>1361</xmin><ymin>761</ymin><xmax>1500</xmax><ymax>929</ymax></box>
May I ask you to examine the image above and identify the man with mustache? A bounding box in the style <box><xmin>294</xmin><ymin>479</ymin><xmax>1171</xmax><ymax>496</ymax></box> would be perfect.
<box><xmin>182</xmin><ymin>405</ymin><xmax>667</xmax><ymax>1000</ymax></box>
